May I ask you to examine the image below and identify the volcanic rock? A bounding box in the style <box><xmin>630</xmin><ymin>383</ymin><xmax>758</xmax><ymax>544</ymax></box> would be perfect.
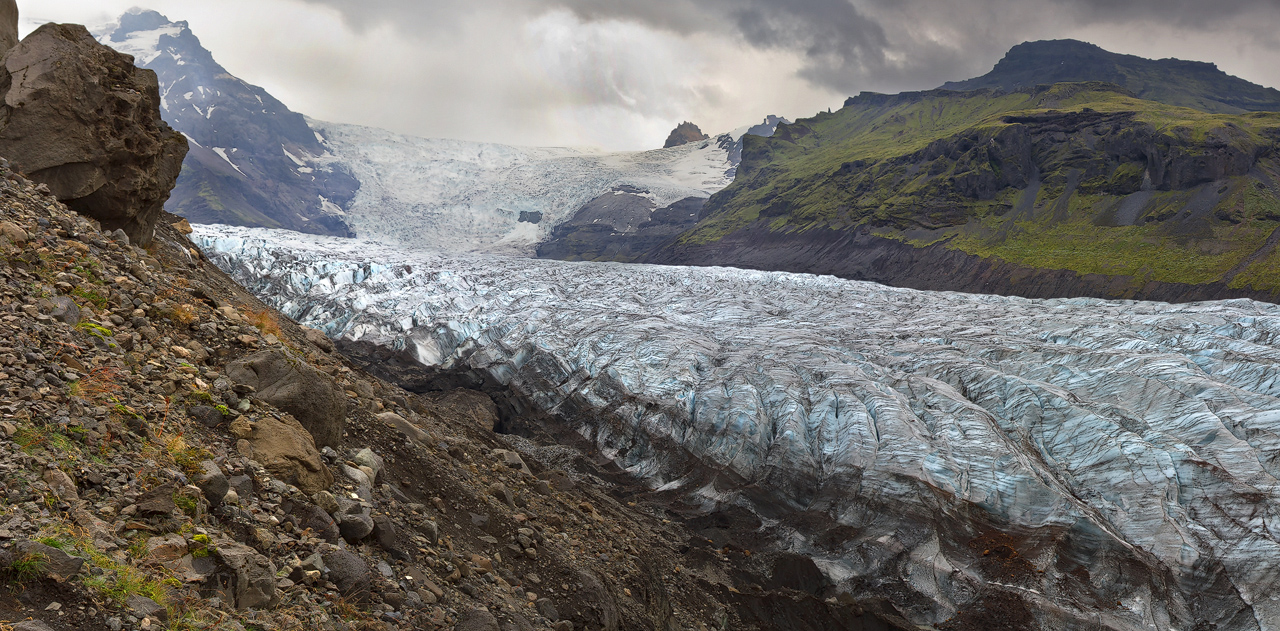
<box><xmin>0</xmin><ymin>0</ymin><xmax>14</xmax><ymax>54</ymax></box>
<box><xmin>226</xmin><ymin>349</ymin><xmax>346</xmax><ymax>447</ymax></box>
<box><xmin>228</xmin><ymin>413</ymin><xmax>334</xmax><ymax>494</ymax></box>
<box><xmin>0</xmin><ymin>24</ymin><xmax>187</xmax><ymax>245</ymax></box>
<box><xmin>663</xmin><ymin>121</ymin><xmax>709</xmax><ymax>148</ymax></box>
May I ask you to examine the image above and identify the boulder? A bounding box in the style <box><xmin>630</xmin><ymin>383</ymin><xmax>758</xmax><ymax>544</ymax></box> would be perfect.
<box><xmin>193</xmin><ymin>460</ymin><xmax>229</xmax><ymax>505</ymax></box>
<box><xmin>338</xmin><ymin>512</ymin><xmax>374</xmax><ymax>543</ymax></box>
<box><xmin>303</xmin><ymin>327</ymin><xmax>334</xmax><ymax>352</ymax></box>
<box><xmin>322</xmin><ymin>549</ymin><xmax>371</xmax><ymax>602</ymax></box>
<box><xmin>15</xmin><ymin>541</ymin><xmax>84</xmax><ymax>582</ymax></box>
<box><xmin>0</xmin><ymin>24</ymin><xmax>187</xmax><ymax>246</ymax></box>
<box><xmin>229</xmin><ymin>414</ymin><xmax>333</xmax><ymax>495</ymax></box>
<box><xmin>213</xmin><ymin>542</ymin><xmax>278</xmax><ymax>610</ymax></box>
<box><xmin>289</xmin><ymin>501</ymin><xmax>340</xmax><ymax>543</ymax></box>
<box><xmin>0</xmin><ymin>0</ymin><xmax>14</xmax><ymax>54</ymax></box>
<box><xmin>455</xmin><ymin>609</ymin><xmax>501</xmax><ymax>631</ymax></box>
<box><xmin>226</xmin><ymin>350</ymin><xmax>346</xmax><ymax>447</ymax></box>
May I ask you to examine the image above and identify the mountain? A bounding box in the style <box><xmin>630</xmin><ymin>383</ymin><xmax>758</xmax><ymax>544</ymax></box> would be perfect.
<box><xmin>943</xmin><ymin>39</ymin><xmax>1280</xmax><ymax>114</ymax></box>
<box><xmin>98</xmin><ymin>10</ymin><xmax>756</xmax><ymax>254</ymax></box>
<box><xmin>646</xmin><ymin>81</ymin><xmax>1280</xmax><ymax>304</ymax></box>
<box><xmin>536</xmin><ymin>118</ymin><xmax>789</xmax><ymax>261</ymax></box>
<box><xmin>200</xmin><ymin>222</ymin><xmax>1280</xmax><ymax>630</ymax></box>
<box><xmin>96</xmin><ymin>10</ymin><xmax>359</xmax><ymax>237</ymax></box>
<box><xmin>663</xmin><ymin>121</ymin><xmax>709</xmax><ymax>148</ymax></box>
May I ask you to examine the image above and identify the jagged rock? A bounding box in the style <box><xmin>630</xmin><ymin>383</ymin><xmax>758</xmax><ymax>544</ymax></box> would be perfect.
<box><xmin>663</xmin><ymin>122</ymin><xmax>708</xmax><ymax>148</ymax></box>
<box><xmin>42</xmin><ymin>468</ymin><xmax>77</xmax><ymax>501</ymax></box>
<box><xmin>15</xmin><ymin>541</ymin><xmax>85</xmax><ymax>582</ymax></box>
<box><xmin>194</xmin><ymin>460</ymin><xmax>229</xmax><ymax>505</ymax></box>
<box><xmin>0</xmin><ymin>0</ymin><xmax>15</xmax><ymax>54</ymax></box>
<box><xmin>126</xmin><ymin>594</ymin><xmax>167</xmax><ymax>622</ymax></box>
<box><xmin>322</xmin><ymin>549</ymin><xmax>371</xmax><ymax>602</ymax></box>
<box><xmin>0</xmin><ymin>24</ymin><xmax>187</xmax><ymax>246</ymax></box>
<box><xmin>48</xmin><ymin>296</ymin><xmax>80</xmax><ymax>326</ymax></box>
<box><xmin>228</xmin><ymin>414</ymin><xmax>333</xmax><ymax>494</ymax></box>
<box><xmin>456</xmin><ymin>609</ymin><xmax>501</xmax><ymax>631</ymax></box>
<box><xmin>213</xmin><ymin>542</ymin><xmax>278</xmax><ymax>610</ymax></box>
<box><xmin>226</xmin><ymin>350</ymin><xmax>346</xmax><ymax>447</ymax></box>
<box><xmin>134</xmin><ymin>483</ymin><xmax>177</xmax><ymax>516</ymax></box>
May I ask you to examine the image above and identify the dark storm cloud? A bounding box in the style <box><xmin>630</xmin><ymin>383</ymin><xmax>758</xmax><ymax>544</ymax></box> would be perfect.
<box><xmin>298</xmin><ymin>0</ymin><xmax>1280</xmax><ymax>94</ymax></box>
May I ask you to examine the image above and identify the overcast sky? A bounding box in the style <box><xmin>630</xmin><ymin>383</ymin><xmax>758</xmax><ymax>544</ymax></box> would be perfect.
<box><xmin>18</xmin><ymin>0</ymin><xmax>1280</xmax><ymax>150</ymax></box>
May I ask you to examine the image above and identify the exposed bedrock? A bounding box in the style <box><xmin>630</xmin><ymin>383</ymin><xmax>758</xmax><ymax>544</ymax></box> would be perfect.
<box><xmin>0</xmin><ymin>0</ymin><xmax>15</xmax><ymax>53</ymax></box>
<box><xmin>0</xmin><ymin>24</ymin><xmax>188</xmax><ymax>245</ymax></box>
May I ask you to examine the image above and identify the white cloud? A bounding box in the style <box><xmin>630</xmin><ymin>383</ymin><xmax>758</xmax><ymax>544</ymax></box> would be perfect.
<box><xmin>15</xmin><ymin>0</ymin><xmax>1280</xmax><ymax>151</ymax></box>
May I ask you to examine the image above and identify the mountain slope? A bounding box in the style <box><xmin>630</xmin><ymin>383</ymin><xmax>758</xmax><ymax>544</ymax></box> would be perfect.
<box><xmin>101</xmin><ymin>10</ymin><xmax>750</xmax><ymax>254</ymax></box>
<box><xmin>942</xmin><ymin>39</ymin><xmax>1280</xmax><ymax>114</ymax></box>
<box><xmin>648</xmin><ymin>82</ymin><xmax>1280</xmax><ymax>304</ymax></box>
<box><xmin>98</xmin><ymin>10</ymin><xmax>359</xmax><ymax>236</ymax></box>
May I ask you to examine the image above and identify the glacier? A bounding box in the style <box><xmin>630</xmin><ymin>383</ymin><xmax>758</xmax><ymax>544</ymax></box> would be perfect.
<box><xmin>308</xmin><ymin>119</ymin><xmax>736</xmax><ymax>254</ymax></box>
<box><xmin>195</xmin><ymin>224</ymin><xmax>1280</xmax><ymax>630</ymax></box>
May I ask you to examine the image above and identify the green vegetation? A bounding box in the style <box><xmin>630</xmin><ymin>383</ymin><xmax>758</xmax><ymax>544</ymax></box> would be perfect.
<box><xmin>677</xmin><ymin>82</ymin><xmax>1280</xmax><ymax>295</ymax></box>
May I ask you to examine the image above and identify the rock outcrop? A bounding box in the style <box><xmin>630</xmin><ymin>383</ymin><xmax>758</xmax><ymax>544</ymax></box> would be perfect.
<box><xmin>0</xmin><ymin>0</ymin><xmax>16</xmax><ymax>53</ymax></box>
<box><xmin>663</xmin><ymin>121</ymin><xmax>709</xmax><ymax>148</ymax></box>
<box><xmin>0</xmin><ymin>23</ymin><xmax>188</xmax><ymax>246</ymax></box>
<box><xmin>226</xmin><ymin>349</ymin><xmax>347</xmax><ymax>447</ymax></box>
<box><xmin>229</xmin><ymin>412</ymin><xmax>334</xmax><ymax>494</ymax></box>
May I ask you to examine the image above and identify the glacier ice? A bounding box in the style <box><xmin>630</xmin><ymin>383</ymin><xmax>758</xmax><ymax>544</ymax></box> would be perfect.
<box><xmin>195</xmin><ymin>224</ymin><xmax>1280</xmax><ymax>630</ymax></box>
<box><xmin>307</xmin><ymin>118</ymin><xmax>736</xmax><ymax>254</ymax></box>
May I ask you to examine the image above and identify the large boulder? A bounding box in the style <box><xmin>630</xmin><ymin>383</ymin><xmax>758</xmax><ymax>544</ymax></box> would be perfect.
<box><xmin>226</xmin><ymin>350</ymin><xmax>346</xmax><ymax>447</ymax></box>
<box><xmin>229</xmin><ymin>414</ymin><xmax>334</xmax><ymax>495</ymax></box>
<box><xmin>0</xmin><ymin>23</ymin><xmax>187</xmax><ymax>246</ymax></box>
<box><xmin>0</xmin><ymin>0</ymin><xmax>15</xmax><ymax>54</ymax></box>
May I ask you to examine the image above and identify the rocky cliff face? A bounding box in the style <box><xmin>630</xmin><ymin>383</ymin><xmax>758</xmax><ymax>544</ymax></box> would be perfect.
<box><xmin>0</xmin><ymin>23</ymin><xmax>188</xmax><ymax>246</ymax></box>
<box><xmin>663</xmin><ymin>121</ymin><xmax>709</xmax><ymax>148</ymax></box>
<box><xmin>0</xmin><ymin>0</ymin><xmax>15</xmax><ymax>53</ymax></box>
<box><xmin>97</xmin><ymin>10</ymin><xmax>358</xmax><ymax>237</ymax></box>
<box><xmin>647</xmin><ymin>83</ymin><xmax>1280</xmax><ymax>304</ymax></box>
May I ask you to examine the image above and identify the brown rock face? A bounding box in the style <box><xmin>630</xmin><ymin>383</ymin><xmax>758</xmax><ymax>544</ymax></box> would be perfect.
<box><xmin>229</xmin><ymin>414</ymin><xmax>334</xmax><ymax>495</ymax></box>
<box><xmin>663</xmin><ymin>121</ymin><xmax>708</xmax><ymax>148</ymax></box>
<box><xmin>0</xmin><ymin>0</ymin><xmax>15</xmax><ymax>54</ymax></box>
<box><xmin>0</xmin><ymin>23</ymin><xmax>188</xmax><ymax>246</ymax></box>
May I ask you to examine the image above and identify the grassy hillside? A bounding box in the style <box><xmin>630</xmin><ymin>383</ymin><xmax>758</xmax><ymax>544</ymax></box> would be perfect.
<box><xmin>664</xmin><ymin>83</ymin><xmax>1280</xmax><ymax>298</ymax></box>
